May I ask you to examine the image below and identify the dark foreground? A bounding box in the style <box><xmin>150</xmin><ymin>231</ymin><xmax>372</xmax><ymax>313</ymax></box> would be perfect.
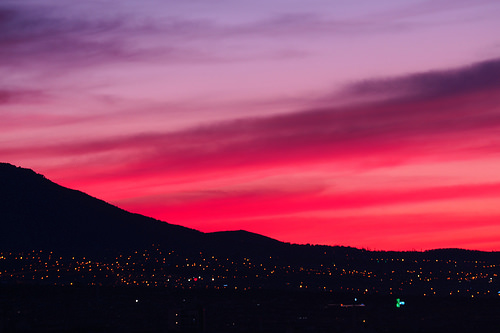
<box><xmin>0</xmin><ymin>285</ymin><xmax>498</xmax><ymax>333</ymax></box>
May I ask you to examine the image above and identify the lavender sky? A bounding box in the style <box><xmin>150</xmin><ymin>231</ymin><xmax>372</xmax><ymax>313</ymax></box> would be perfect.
<box><xmin>2</xmin><ymin>0</ymin><xmax>500</xmax><ymax>250</ymax></box>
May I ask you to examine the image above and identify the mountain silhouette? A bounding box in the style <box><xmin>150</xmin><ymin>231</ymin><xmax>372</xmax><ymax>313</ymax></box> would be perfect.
<box><xmin>0</xmin><ymin>163</ymin><xmax>209</xmax><ymax>255</ymax></box>
<box><xmin>0</xmin><ymin>162</ymin><xmax>289</xmax><ymax>258</ymax></box>
<box><xmin>1</xmin><ymin>163</ymin><xmax>496</xmax><ymax>261</ymax></box>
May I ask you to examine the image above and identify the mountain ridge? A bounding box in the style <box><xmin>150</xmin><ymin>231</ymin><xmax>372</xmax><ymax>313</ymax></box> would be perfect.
<box><xmin>0</xmin><ymin>163</ymin><xmax>205</xmax><ymax>255</ymax></box>
<box><xmin>1</xmin><ymin>162</ymin><xmax>497</xmax><ymax>259</ymax></box>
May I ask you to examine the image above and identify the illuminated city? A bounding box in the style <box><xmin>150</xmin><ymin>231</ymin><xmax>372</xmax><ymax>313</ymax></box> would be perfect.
<box><xmin>1</xmin><ymin>246</ymin><xmax>498</xmax><ymax>298</ymax></box>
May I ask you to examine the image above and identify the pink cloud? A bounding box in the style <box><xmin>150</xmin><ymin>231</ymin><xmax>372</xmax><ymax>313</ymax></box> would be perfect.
<box><xmin>121</xmin><ymin>182</ymin><xmax>500</xmax><ymax>225</ymax></box>
<box><xmin>4</xmin><ymin>56</ymin><xmax>500</xmax><ymax>250</ymax></box>
<box><xmin>15</xmin><ymin>77</ymin><xmax>499</xmax><ymax>188</ymax></box>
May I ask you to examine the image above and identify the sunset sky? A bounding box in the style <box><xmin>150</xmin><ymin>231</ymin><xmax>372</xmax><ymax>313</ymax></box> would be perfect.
<box><xmin>2</xmin><ymin>0</ymin><xmax>500</xmax><ymax>251</ymax></box>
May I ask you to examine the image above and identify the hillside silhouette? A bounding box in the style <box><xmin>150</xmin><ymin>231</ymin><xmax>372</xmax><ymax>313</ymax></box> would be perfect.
<box><xmin>1</xmin><ymin>162</ymin><xmax>498</xmax><ymax>263</ymax></box>
<box><xmin>0</xmin><ymin>163</ymin><xmax>287</xmax><ymax>258</ymax></box>
<box><xmin>0</xmin><ymin>163</ymin><xmax>210</xmax><ymax>255</ymax></box>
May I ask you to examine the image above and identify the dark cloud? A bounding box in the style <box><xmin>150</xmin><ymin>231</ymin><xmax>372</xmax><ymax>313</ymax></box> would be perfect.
<box><xmin>344</xmin><ymin>58</ymin><xmax>500</xmax><ymax>100</ymax></box>
<box><xmin>0</xmin><ymin>3</ymin><xmax>416</xmax><ymax>70</ymax></box>
<box><xmin>0</xmin><ymin>6</ymin><xmax>124</xmax><ymax>63</ymax></box>
<box><xmin>0</xmin><ymin>5</ymin><xmax>219</xmax><ymax>70</ymax></box>
<box><xmin>6</xmin><ymin>58</ymin><xmax>500</xmax><ymax>182</ymax></box>
<box><xmin>3</xmin><ymin>57</ymin><xmax>500</xmax><ymax>185</ymax></box>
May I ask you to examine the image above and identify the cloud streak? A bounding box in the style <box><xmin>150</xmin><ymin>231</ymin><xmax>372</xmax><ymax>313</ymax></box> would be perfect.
<box><xmin>3</xmin><ymin>1</ymin><xmax>500</xmax><ymax>250</ymax></box>
<box><xmin>344</xmin><ymin>58</ymin><xmax>500</xmax><ymax>100</ymax></box>
<box><xmin>3</xmin><ymin>58</ymin><xmax>500</xmax><ymax>184</ymax></box>
<box><xmin>0</xmin><ymin>5</ymin><xmax>222</xmax><ymax>71</ymax></box>
<box><xmin>126</xmin><ymin>182</ymin><xmax>500</xmax><ymax>222</ymax></box>
<box><xmin>0</xmin><ymin>2</ymin><xmax>435</xmax><ymax>72</ymax></box>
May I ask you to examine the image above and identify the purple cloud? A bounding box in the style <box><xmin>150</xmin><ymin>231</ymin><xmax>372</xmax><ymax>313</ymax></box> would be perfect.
<box><xmin>0</xmin><ymin>5</ymin><xmax>221</xmax><ymax>70</ymax></box>
<box><xmin>0</xmin><ymin>6</ymin><xmax>124</xmax><ymax>63</ymax></box>
<box><xmin>343</xmin><ymin>58</ymin><xmax>500</xmax><ymax>100</ymax></box>
<box><xmin>5</xmin><ymin>57</ymin><xmax>500</xmax><ymax>184</ymax></box>
<box><xmin>0</xmin><ymin>3</ymin><xmax>420</xmax><ymax>71</ymax></box>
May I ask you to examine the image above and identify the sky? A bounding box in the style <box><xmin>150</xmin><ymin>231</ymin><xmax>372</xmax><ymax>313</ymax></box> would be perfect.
<box><xmin>2</xmin><ymin>0</ymin><xmax>500</xmax><ymax>251</ymax></box>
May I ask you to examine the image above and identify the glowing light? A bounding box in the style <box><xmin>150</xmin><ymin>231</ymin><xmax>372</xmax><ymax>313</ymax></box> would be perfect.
<box><xmin>396</xmin><ymin>298</ymin><xmax>405</xmax><ymax>308</ymax></box>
